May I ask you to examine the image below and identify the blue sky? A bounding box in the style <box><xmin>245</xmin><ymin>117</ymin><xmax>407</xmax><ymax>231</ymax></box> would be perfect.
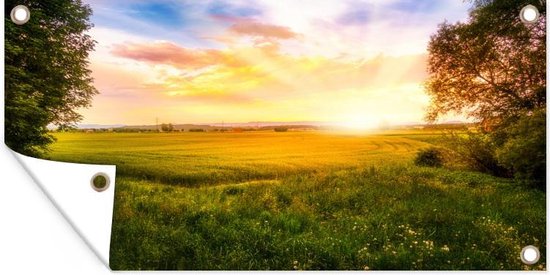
<box><xmin>87</xmin><ymin>0</ymin><xmax>470</xmax><ymax>50</ymax></box>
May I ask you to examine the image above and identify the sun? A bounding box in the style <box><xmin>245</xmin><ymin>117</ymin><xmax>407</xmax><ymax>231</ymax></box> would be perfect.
<box><xmin>341</xmin><ymin>116</ymin><xmax>378</xmax><ymax>130</ymax></box>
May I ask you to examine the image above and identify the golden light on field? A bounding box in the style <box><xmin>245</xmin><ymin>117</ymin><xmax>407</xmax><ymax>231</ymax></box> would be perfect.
<box><xmin>341</xmin><ymin>117</ymin><xmax>378</xmax><ymax>130</ymax></box>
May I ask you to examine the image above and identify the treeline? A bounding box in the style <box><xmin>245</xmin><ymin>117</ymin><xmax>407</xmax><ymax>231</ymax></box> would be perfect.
<box><xmin>54</xmin><ymin>125</ymin><xmax>317</xmax><ymax>133</ymax></box>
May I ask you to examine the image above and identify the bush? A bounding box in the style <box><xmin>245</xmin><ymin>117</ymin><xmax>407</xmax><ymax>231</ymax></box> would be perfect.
<box><xmin>495</xmin><ymin>109</ymin><xmax>546</xmax><ymax>188</ymax></box>
<box><xmin>274</xmin><ymin>127</ymin><xmax>288</xmax><ymax>132</ymax></box>
<box><xmin>414</xmin><ymin>147</ymin><xmax>444</xmax><ymax>167</ymax></box>
<box><xmin>443</xmin><ymin>132</ymin><xmax>509</xmax><ymax>177</ymax></box>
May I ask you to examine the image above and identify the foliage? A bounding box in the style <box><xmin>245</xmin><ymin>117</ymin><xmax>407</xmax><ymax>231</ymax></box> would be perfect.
<box><xmin>161</xmin><ymin>123</ymin><xmax>174</xmax><ymax>132</ymax></box>
<box><xmin>443</xmin><ymin>131</ymin><xmax>509</xmax><ymax>177</ymax></box>
<box><xmin>274</xmin><ymin>127</ymin><xmax>289</xmax><ymax>132</ymax></box>
<box><xmin>5</xmin><ymin>0</ymin><xmax>97</xmax><ymax>157</ymax></box>
<box><xmin>414</xmin><ymin>147</ymin><xmax>444</xmax><ymax>167</ymax></box>
<box><xmin>495</xmin><ymin>109</ymin><xmax>546</xmax><ymax>188</ymax></box>
<box><xmin>426</xmin><ymin>0</ymin><xmax>546</xmax><ymax>186</ymax></box>
<box><xmin>425</xmin><ymin>0</ymin><xmax>546</xmax><ymax>126</ymax></box>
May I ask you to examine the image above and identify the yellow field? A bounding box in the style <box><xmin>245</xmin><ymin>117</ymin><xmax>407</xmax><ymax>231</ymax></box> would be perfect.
<box><xmin>49</xmin><ymin>130</ymin><xmax>435</xmax><ymax>185</ymax></box>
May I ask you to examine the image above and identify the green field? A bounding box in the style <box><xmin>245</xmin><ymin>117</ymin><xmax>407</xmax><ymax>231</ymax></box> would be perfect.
<box><xmin>48</xmin><ymin>130</ymin><xmax>546</xmax><ymax>270</ymax></box>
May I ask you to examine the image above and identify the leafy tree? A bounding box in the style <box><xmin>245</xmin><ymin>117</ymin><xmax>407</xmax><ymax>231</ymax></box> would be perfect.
<box><xmin>426</xmin><ymin>0</ymin><xmax>545</xmax><ymax>127</ymax></box>
<box><xmin>426</xmin><ymin>0</ymin><xmax>546</xmax><ymax>186</ymax></box>
<box><xmin>5</xmin><ymin>0</ymin><xmax>97</xmax><ymax>156</ymax></box>
<box><xmin>161</xmin><ymin>123</ymin><xmax>174</xmax><ymax>132</ymax></box>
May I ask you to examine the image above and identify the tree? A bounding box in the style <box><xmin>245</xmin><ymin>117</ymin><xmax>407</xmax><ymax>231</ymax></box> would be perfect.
<box><xmin>426</xmin><ymin>0</ymin><xmax>546</xmax><ymax>187</ymax></box>
<box><xmin>5</xmin><ymin>0</ymin><xmax>97</xmax><ymax>157</ymax></box>
<box><xmin>161</xmin><ymin>123</ymin><xmax>174</xmax><ymax>132</ymax></box>
<box><xmin>425</xmin><ymin>0</ymin><xmax>545</xmax><ymax>128</ymax></box>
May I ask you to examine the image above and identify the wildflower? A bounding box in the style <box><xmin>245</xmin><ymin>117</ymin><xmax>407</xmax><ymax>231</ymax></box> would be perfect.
<box><xmin>441</xmin><ymin>245</ymin><xmax>450</xmax><ymax>252</ymax></box>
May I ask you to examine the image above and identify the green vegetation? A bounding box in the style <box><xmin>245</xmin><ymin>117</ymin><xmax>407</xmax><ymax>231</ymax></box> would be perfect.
<box><xmin>426</xmin><ymin>0</ymin><xmax>546</xmax><ymax>187</ymax></box>
<box><xmin>274</xmin><ymin>127</ymin><xmax>289</xmax><ymax>132</ymax></box>
<box><xmin>5</xmin><ymin>0</ymin><xmax>97</xmax><ymax>156</ymax></box>
<box><xmin>414</xmin><ymin>148</ymin><xmax>444</xmax><ymax>167</ymax></box>
<box><xmin>48</xmin><ymin>130</ymin><xmax>546</xmax><ymax>270</ymax></box>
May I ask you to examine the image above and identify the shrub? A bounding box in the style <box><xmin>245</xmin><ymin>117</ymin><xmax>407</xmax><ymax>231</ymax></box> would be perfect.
<box><xmin>274</xmin><ymin>127</ymin><xmax>288</xmax><ymax>132</ymax></box>
<box><xmin>189</xmin><ymin>128</ymin><xmax>205</xmax><ymax>132</ymax></box>
<box><xmin>414</xmin><ymin>147</ymin><xmax>444</xmax><ymax>167</ymax></box>
<box><xmin>495</xmin><ymin>109</ymin><xmax>546</xmax><ymax>189</ymax></box>
<box><xmin>443</xmin><ymin>132</ymin><xmax>509</xmax><ymax>177</ymax></box>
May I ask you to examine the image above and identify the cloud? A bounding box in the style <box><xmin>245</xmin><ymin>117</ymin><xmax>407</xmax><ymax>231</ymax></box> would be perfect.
<box><xmin>228</xmin><ymin>20</ymin><xmax>298</xmax><ymax>40</ymax></box>
<box><xmin>336</xmin><ymin>5</ymin><xmax>373</xmax><ymax>25</ymax></box>
<box><xmin>82</xmin><ymin>0</ymin><xmax>471</xmax><ymax>125</ymax></box>
<box><xmin>111</xmin><ymin>41</ymin><xmax>224</xmax><ymax>70</ymax></box>
<box><xmin>109</xmin><ymin>39</ymin><xmax>428</xmax><ymax>105</ymax></box>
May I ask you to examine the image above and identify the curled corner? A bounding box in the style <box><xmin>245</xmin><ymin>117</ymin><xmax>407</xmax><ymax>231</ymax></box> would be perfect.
<box><xmin>9</xmin><ymin>148</ymin><xmax>116</xmax><ymax>267</ymax></box>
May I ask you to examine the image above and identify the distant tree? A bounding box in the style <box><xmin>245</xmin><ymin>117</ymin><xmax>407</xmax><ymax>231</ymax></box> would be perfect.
<box><xmin>274</xmin><ymin>127</ymin><xmax>288</xmax><ymax>132</ymax></box>
<box><xmin>5</xmin><ymin>0</ymin><xmax>97</xmax><ymax>157</ymax></box>
<box><xmin>57</xmin><ymin>124</ymin><xmax>76</xmax><ymax>132</ymax></box>
<box><xmin>161</xmin><ymin>123</ymin><xmax>174</xmax><ymax>132</ymax></box>
<box><xmin>425</xmin><ymin>0</ymin><xmax>545</xmax><ymax>127</ymax></box>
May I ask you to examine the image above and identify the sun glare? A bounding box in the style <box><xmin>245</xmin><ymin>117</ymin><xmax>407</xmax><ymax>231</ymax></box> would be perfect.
<box><xmin>341</xmin><ymin>117</ymin><xmax>378</xmax><ymax>130</ymax></box>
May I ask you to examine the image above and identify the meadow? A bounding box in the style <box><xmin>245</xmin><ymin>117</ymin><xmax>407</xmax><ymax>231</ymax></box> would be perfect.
<box><xmin>48</xmin><ymin>130</ymin><xmax>546</xmax><ymax>270</ymax></box>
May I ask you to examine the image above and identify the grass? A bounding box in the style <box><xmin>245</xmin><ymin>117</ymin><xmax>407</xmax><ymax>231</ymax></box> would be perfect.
<box><xmin>48</xmin><ymin>130</ymin><xmax>546</xmax><ymax>270</ymax></box>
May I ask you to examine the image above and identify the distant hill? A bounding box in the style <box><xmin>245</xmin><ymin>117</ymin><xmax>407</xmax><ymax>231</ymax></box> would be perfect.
<box><xmin>76</xmin><ymin>124</ymin><xmax>126</xmax><ymax>129</ymax></box>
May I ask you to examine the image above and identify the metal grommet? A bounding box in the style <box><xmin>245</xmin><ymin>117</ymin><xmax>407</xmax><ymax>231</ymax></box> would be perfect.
<box><xmin>10</xmin><ymin>5</ymin><xmax>31</xmax><ymax>25</ymax></box>
<box><xmin>519</xmin><ymin>5</ymin><xmax>540</xmax><ymax>24</ymax></box>
<box><xmin>520</xmin><ymin>245</ymin><xmax>540</xmax><ymax>265</ymax></box>
<box><xmin>91</xmin><ymin>173</ymin><xmax>110</xmax><ymax>192</ymax></box>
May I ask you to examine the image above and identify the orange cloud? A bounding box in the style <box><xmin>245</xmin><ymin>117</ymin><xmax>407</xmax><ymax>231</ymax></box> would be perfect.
<box><xmin>111</xmin><ymin>41</ymin><xmax>224</xmax><ymax>70</ymax></box>
<box><xmin>109</xmin><ymin>39</ymin><xmax>428</xmax><ymax>110</ymax></box>
<box><xmin>228</xmin><ymin>20</ymin><xmax>297</xmax><ymax>40</ymax></box>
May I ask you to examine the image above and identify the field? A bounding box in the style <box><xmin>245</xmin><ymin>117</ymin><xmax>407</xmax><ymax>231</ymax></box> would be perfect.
<box><xmin>48</xmin><ymin>130</ymin><xmax>546</xmax><ymax>270</ymax></box>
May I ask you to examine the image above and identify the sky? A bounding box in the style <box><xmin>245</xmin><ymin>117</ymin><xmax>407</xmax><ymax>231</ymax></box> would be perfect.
<box><xmin>80</xmin><ymin>0</ymin><xmax>471</xmax><ymax>129</ymax></box>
